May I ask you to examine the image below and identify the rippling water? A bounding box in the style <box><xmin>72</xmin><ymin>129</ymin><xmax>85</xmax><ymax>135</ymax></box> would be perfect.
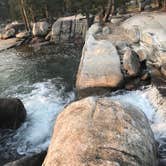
<box><xmin>0</xmin><ymin>45</ymin><xmax>81</xmax><ymax>164</ymax></box>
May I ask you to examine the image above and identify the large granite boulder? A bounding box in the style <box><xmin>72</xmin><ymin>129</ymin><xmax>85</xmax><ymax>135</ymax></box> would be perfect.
<box><xmin>0</xmin><ymin>98</ymin><xmax>26</xmax><ymax>129</ymax></box>
<box><xmin>43</xmin><ymin>97</ymin><xmax>157</xmax><ymax>166</ymax></box>
<box><xmin>122</xmin><ymin>13</ymin><xmax>166</xmax><ymax>65</ymax></box>
<box><xmin>32</xmin><ymin>21</ymin><xmax>49</xmax><ymax>37</ymax></box>
<box><xmin>76</xmin><ymin>24</ymin><xmax>123</xmax><ymax>94</ymax></box>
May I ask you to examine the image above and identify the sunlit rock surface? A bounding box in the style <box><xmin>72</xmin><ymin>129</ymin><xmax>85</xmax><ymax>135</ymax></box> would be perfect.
<box><xmin>122</xmin><ymin>13</ymin><xmax>166</xmax><ymax>65</ymax></box>
<box><xmin>76</xmin><ymin>24</ymin><xmax>123</xmax><ymax>93</ymax></box>
<box><xmin>43</xmin><ymin>97</ymin><xmax>157</xmax><ymax>166</ymax></box>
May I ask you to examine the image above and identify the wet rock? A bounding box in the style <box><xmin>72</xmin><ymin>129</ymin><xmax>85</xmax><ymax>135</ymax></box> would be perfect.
<box><xmin>32</xmin><ymin>21</ymin><xmax>50</xmax><ymax>37</ymax></box>
<box><xmin>2</xmin><ymin>28</ymin><xmax>15</xmax><ymax>39</ymax></box>
<box><xmin>43</xmin><ymin>97</ymin><xmax>157</xmax><ymax>166</ymax></box>
<box><xmin>0</xmin><ymin>98</ymin><xmax>26</xmax><ymax>129</ymax></box>
<box><xmin>4</xmin><ymin>151</ymin><xmax>47</xmax><ymax>166</ymax></box>
<box><xmin>123</xmin><ymin>48</ymin><xmax>140</xmax><ymax>76</ymax></box>
<box><xmin>76</xmin><ymin>24</ymin><xmax>123</xmax><ymax>94</ymax></box>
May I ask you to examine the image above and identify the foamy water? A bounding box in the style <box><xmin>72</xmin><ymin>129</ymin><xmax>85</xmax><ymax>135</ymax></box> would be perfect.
<box><xmin>111</xmin><ymin>86</ymin><xmax>166</xmax><ymax>158</ymax></box>
<box><xmin>1</xmin><ymin>79</ymin><xmax>75</xmax><ymax>155</ymax></box>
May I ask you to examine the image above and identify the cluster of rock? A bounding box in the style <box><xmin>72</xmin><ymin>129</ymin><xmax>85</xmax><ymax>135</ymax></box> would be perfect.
<box><xmin>42</xmin><ymin>14</ymin><xmax>162</xmax><ymax>166</ymax></box>
<box><xmin>0</xmin><ymin>15</ymin><xmax>88</xmax><ymax>51</ymax></box>
<box><xmin>76</xmin><ymin>22</ymin><xmax>150</xmax><ymax>97</ymax></box>
<box><xmin>122</xmin><ymin>13</ymin><xmax>166</xmax><ymax>79</ymax></box>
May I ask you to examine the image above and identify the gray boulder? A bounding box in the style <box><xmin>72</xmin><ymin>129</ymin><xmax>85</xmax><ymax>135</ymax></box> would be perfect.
<box><xmin>0</xmin><ymin>98</ymin><xmax>26</xmax><ymax>129</ymax></box>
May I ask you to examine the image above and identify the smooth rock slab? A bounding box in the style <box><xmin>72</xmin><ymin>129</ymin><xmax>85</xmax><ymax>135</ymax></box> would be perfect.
<box><xmin>43</xmin><ymin>97</ymin><xmax>157</xmax><ymax>166</ymax></box>
<box><xmin>76</xmin><ymin>25</ymin><xmax>123</xmax><ymax>92</ymax></box>
<box><xmin>122</xmin><ymin>13</ymin><xmax>166</xmax><ymax>51</ymax></box>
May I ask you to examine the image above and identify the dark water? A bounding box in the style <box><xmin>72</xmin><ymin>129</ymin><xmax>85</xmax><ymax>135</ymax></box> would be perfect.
<box><xmin>0</xmin><ymin>44</ymin><xmax>81</xmax><ymax>165</ymax></box>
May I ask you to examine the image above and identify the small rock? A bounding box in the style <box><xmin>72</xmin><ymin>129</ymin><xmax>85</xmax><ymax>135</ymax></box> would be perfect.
<box><xmin>123</xmin><ymin>48</ymin><xmax>140</xmax><ymax>76</ymax></box>
<box><xmin>141</xmin><ymin>72</ymin><xmax>150</xmax><ymax>81</ymax></box>
<box><xmin>111</xmin><ymin>17</ymin><xmax>124</xmax><ymax>24</ymax></box>
<box><xmin>16</xmin><ymin>31</ymin><xmax>30</xmax><ymax>39</ymax></box>
<box><xmin>2</xmin><ymin>28</ymin><xmax>15</xmax><ymax>39</ymax></box>
<box><xmin>102</xmin><ymin>26</ymin><xmax>111</xmax><ymax>35</ymax></box>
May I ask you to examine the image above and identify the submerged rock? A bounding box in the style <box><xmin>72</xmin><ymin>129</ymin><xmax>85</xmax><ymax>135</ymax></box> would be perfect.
<box><xmin>43</xmin><ymin>97</ymin><xmax>157</xmax><ymax>166</ymax></box>
<box><xmin>0</xmin><ymin>98</ymin><xmax>26</xmax><ymax>129</ymax></box>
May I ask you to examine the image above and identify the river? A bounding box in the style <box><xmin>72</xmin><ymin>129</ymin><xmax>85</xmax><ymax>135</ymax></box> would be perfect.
<box><xmin>0</xmin><ymin>45</ymin><xmax>81</xmax><ymax>165</ymax></box>
<box><xmin>0</xmin><ymin>44</ymin><xmax>166</xmax><ymax>165</ymax></box>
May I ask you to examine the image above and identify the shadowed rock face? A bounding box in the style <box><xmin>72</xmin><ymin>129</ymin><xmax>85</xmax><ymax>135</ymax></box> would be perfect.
<box><xmin>4</xmin><ymin>151</ymin><xmax>47</xmax><ymax>166</ymax></box>
<box><xmin>43</xmin><ymin>97</ymin><xmax>157</xmax><ymax>166</ymax></box>
<box><xmin>0</xmin><ymin>98</ymin><xmax>26</xmax><ymax>129</ymax></box>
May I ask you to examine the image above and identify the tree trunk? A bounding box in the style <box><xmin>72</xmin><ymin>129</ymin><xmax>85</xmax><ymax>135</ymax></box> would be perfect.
<box><xmin>20</xmin><ymin>0</ymin><xmax>31</xmax><ymax>31</ymax></box>
<box><xmin>103</xmin><ymin>0</ymin><xmax>112</xmax><ymax>22</ymax></box>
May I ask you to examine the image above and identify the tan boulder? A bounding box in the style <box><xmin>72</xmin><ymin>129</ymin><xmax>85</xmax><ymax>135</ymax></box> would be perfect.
<box><xmin>43</xmin><ymin>97</ymin><xmax>157</xmax><ymax>166</ymax></box>
<box><xmin>76</xmin><ymin>24</ymin><xmax>123</xmax><ymax>93</ymax></box>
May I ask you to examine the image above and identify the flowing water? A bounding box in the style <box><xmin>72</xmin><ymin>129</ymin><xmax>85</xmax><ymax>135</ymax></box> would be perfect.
<box><xmin>110</xmin><ymin>86</ymin><xmax>166</xmax><ymax>159</ymax></box>
<box><xmin>0</xmin><ymin>45</ymin><xmax>81</xmax><ymax>165</ymax></box>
